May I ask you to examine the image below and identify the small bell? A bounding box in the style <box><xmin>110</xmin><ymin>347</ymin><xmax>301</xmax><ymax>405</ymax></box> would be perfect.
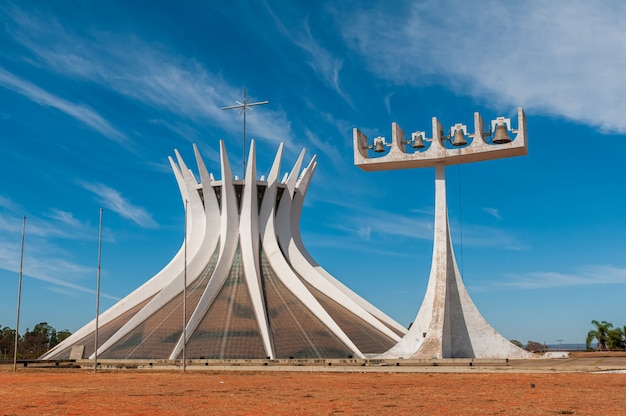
<box><xmin>373</xmin><ymin>138</ymin><xmax>386</xmax><ymax>153</ymax></box>
<box><xmin>492</xmin><ymin>123</ymin><xmax>512</xmax><ymax>144</ymax></box>
<box><xmin>411</xmin><ymin>132</ymin><xmax>425</xmax><ymax>149</ymax></box>
<box><xmin>451</xmin><ymin>128</ymin><xmax>467</xmax><ymax>147</ymax></box>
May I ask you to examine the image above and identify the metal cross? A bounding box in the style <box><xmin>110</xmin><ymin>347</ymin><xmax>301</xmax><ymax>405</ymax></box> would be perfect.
<box><xmin>221</xmin><ymin>87</ymin><xmax>269</xmax><ymax>176</ymax></box>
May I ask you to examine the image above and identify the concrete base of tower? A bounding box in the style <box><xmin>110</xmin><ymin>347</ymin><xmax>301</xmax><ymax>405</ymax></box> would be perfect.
<box><xmin>379</xmin><ymin>165</ymin><xmax>533</xmax><ymax>360</ymax></box>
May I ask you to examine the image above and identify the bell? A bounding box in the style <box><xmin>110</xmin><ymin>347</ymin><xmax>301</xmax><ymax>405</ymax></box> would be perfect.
<box><xmin>373</xmin><ymin>139</ymin><xmax>386</xmax><ymax>153</ymax></box>
<box><xmin>451</xmin><ymin>128</ymin><xmax>467</xmax><ymax>146</ymax></box>
<box><xmin>412</xmin><ymin>133</ymin><xmax>425</xmax><ymax>149</ymax></box>
<box><xmin>492</xmin><ymin>123</ymin><xmax>512</xmax><ymax>144</ymax></box>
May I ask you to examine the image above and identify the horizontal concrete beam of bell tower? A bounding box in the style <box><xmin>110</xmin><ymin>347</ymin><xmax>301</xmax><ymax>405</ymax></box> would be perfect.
<box><xmin>354</xmin><ymin>108</ymin><xmax>527</xmax><ymax>171</ymax></box>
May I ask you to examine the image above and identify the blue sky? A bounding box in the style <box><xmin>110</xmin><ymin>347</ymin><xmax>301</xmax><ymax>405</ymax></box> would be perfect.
<box><xmin>1</xmin><ymin>0</ymin><xmax>625</xmax><ymax>346</ymax></box>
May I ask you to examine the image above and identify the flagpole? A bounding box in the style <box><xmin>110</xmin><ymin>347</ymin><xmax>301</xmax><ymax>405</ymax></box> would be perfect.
<box><xmin>94</xmin><ymin>208</ymin><xmax>103</xmax><ymax>372</ymax></box>
<box><xmin>13</xmin><ymin>215</ymin><xmax>26</xmax><ymax>372</ymax></box>
<box><xmin>182</xmin><ymin>199</ymin><xmax>188</xmax><ymax>373</ymax></box>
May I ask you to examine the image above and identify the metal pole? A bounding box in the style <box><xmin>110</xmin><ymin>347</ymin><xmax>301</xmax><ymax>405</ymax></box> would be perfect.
<box><xmin>94</xmin><ymin>208</ymin><xmax>103</xmax><ymax>372</ymax></box>
<box><xmin>221</xmin><ymin>87</ymin><xmax>268</xmax><ymax>178</ymax></box>
<box><xmin>182</xmin><ymin>199</ymin><xmax>188</xmax><ymax>373</ymax></box>
<box><xmin>13</xmin><ymin>215</ymin><xmax>26</xmax><ymax>372</ymax></box>
<box><xmin>243</xmin><ymin>87</ymin><xmax>247</xmax><ymax>174</ymax></box>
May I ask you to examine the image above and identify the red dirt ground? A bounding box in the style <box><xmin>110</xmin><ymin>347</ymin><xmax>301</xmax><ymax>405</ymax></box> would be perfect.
<box><xmin>1</xmin><ymin>369</ymin><xmax>625</xmax><ymax>415</ymax></box>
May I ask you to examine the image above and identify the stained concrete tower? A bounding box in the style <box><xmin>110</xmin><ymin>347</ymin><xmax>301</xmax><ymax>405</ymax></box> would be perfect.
<box><xmin>43</xmin><ymin>141</ymin><xmax>406</xmax><ymax>361</ymax></box>
<box><xmin>353</xmin><ymin>108</ymin><xmax>533</xmax><ymax>359</ymax></box>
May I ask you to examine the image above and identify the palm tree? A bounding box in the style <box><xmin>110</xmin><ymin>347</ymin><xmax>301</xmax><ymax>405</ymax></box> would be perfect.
<box><xmin>608</xmin><ymin>327</ymin><xmax>625</xmax><ymax>350</ymax></box>
<box><xmin>586</xmin><ymin>320</ymin><xmax>613</xmax><ymax>351</ymax></box>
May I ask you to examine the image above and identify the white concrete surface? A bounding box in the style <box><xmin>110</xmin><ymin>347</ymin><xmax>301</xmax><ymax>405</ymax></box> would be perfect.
<box><xmin>355</xmin><ymin>108</ymin><xmax>532</xmax><ymax>359</ymax></box>
<box><xmin>44</xmin><ymin>140</ymin><xmax>406</xmax><ymax>361</ymax></box>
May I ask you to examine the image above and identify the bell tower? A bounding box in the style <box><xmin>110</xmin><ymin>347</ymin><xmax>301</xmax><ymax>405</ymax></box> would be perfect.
<box><xmin>353</xmin><ymin>108</ymin><xmax>533</xmax><ymax>359</ymax></box>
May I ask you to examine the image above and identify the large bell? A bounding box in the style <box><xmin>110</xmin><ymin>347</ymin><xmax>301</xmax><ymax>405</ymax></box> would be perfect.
<box><xmin>373</xmin><ymin>139</ymin><xmax>386</xmax><ymax>153</ymax></box>
<box><xmin>451</xmin><ymin>128</ymin><xmax>467</xmax><ymax>146</ymax></box>
<box><xmin>492</xmin><ymin>123</ymin><xmax>512</xmax><ymax>144</ymax></box>
<box><xmin>412</xmin><ymin>132</ymin><xmax>425</xmax><ymax>149</ymax></box>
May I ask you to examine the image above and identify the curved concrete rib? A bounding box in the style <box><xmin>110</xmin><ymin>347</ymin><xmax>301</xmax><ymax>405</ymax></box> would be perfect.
<box><xmin>91</xmin><ymin>153</ymin><xmax>209</xmax><ymax>359</ymax></box>
<box><xmin>44</xmin><ymin>140</ymin><xmax>410</xmax><ymax>361</ymax></box>
<box><xmin>42</xmin><ymin>152</ymin><xmax>208</xmax><ymax>360</ymax></box>
<box><xmin>276</xmin><ymin>155</ymin><xmax>402</xmax><ymax>342</ymax></box>
<box><xmin>286</xmin><ymin>158</ymin><xmax>407</xmax><ymax>336</ymax></box>
<box><xmin>173</xmin><ymin>149</ymin><xmax>213</xmax><ymax>282</ymax></box>
<box><xmin>192</xmin><ymin>143</ymin><xmax>221</xmax><ymax>261</ymax></box>
<box><xmin>287</xmin><ymin>158</ymin><xmax>319</xmax><ymax>267</ymax></box>
<box><xmin>238</xmin><ymin>140</ymin><xmax>274</xmax><ymax>358</ymax></box>
<box><xmin>259</xmin><ymin>145</ymin><xmax>363</xmax><ymax>358</ymax></box>
<box><xmin>169</xmin><ymin>140</ymin><xmax>240</xmax><ymax>359</ymax></box>
<box><xmin>156</xmin><ymin>145</ymin><xmax>223</xmax><ymax>359</ymax></box>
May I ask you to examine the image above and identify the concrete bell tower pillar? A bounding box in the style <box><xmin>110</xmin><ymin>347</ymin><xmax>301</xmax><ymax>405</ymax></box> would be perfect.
<box><xmin>354</xmin><ymin>108</ymin><xmax>533</xmax><ymax>359</ymax></box>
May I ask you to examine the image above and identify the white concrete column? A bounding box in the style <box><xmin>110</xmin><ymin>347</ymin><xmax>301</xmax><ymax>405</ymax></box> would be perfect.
<box><xmin>381</xmin><ymin>164</ymin><xmax>532</xmax><ymax>359</ymax></box>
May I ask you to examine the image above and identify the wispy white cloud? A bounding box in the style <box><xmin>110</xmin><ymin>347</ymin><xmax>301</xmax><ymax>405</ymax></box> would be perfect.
<box><xmin>319</xmin><ymin>112</ymin><xmax>354</xmax><ymax>147</ymax></box>
<box><xmin>293</xmin><ymin>21</ymin><xmax>352</xmax><ymax>106</ymax></box>
<box><xmin>302</xmin><ymin>229</ymin><xmax>415</xmax><ymax>259</ymax></box>
<box><xmin>261</xmin><ymin>3</ymin><xmax>351</xmax><ymax>106</ymax></box>
<box><xmin>4</xmin><ymin>5</ymin><xmax>293</xmax><ymax>147</ymax></box>
<box><xmin>483</xmin><ymin>207</ymin><xmax>501</xmax><ymax>220</ymax></box>
<box><xmin>335</xmin><ymin>206</ymin><xmax>433</xmax><ymax>241</ymax></box>
<box><xmin>340</xmin><ymin>0</ymin><xmax>626</xmax><ymax>133</ymax></box>
<box><xmin>358</xmin><ymin>225</ymin><xmax>371</xmax><ymax>241</ymax></box>
<box><xmin>78</xmin><ymin>181</ymin><xmax>158</xmax><ymax>229</ymax></box>
<box><xmin>0</xmin><ymin>67</ymin><xmax>126</xmax><ymax>142</ymax></box>
<box><xmin>23</xmin><ymin>257</ymin><xmax>101</xmax><ymax>296</ymax></box>
<box><xmin>411</xmin><ymin>207</ymin><xmax>434</xmax><ymax>216</ymax></box>
<box><xmin>0</xmin><ymin>192</ymin><xmax>115</xmax><ymax>300</ymax></box>
<box><xmin>0</xmin><ymin>212</ymin><xmax>94</xmax><ymax>240</ymax></box>
<box><xmin>45</xmin><ymin>209</ymin><xmax>85</xmax><ymax>228</ymax></box>
<box><xmin>457</xmin><ymin>223</ymin><xmax>524</xmax><ymax>251</ymax></box>
<box><xmin>494</xmin><ymin>265</ymin><xmax>626</xmax><ymax>290</ymax></box>
<box><xmin>303</xmin><ymin>128</ymin><xmax>345</xmax><ymax>171</ymax></box>
<box><xmin>0</xmin><ymin>239</ymin><xmax>118</xmax><ymax>301</ymax></box>
<box><xmin>330</xmin><ymin>203</ymin><xmax>523</xmax><ymax>251</ymax></box>
<box><xmin>0</xmin><ymin>214</ymin><xmax>23</xmax><ymax>234</ymax></box>
<box><xmin>383</xmin><ymin>92</ymin><xmax>394</xmax><ymax>116</ymax></box>
<box><xmin>0</xmin><ymin>195</ymin><xmax>22</xmax><ymax>212</ymax></box>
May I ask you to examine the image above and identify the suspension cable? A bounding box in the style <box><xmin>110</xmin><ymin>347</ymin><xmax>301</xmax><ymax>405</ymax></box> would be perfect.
<box><xmin>457</xmin><ymin>164</ymin><xmax>464</xmax><ymax>275</ymax></box>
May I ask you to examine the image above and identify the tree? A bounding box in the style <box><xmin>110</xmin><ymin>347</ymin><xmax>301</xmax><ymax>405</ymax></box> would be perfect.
<box><xmin>22</xmin><ymin>322</ymin><xmax>57</xmax><ymax>358</ymax></box>
<box><xmin>586</xmin><ymin>320</ymin><xmax>613</xmax><ymax>351</ymax></box>
<box><xmin>525</xmin><ymin>340</ymin><xmax>547</xmax><ymax>353</ymax></box>
<box><xmin>0</xmin><ymin>325</ymin><xmax>16</xmax><ymax>359</ymax></box>
<box><xmin>0</xmin><ymin>322</ymin><xmax>72</xmax><ymax>359</ymax></box>
<box><xmin>53</xmin><ymin>329</ymin><xmax>72</xmax><ymax>348</ymax></box>
<box><xmin>510</xmin><ymin>340</ymin><xmax>523</xmax><ymax>348</ymax></box>
<box><xmin>607</xmin><ymin>327</ymin><xmax>625</xmax><ymax>350</ymax></box>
